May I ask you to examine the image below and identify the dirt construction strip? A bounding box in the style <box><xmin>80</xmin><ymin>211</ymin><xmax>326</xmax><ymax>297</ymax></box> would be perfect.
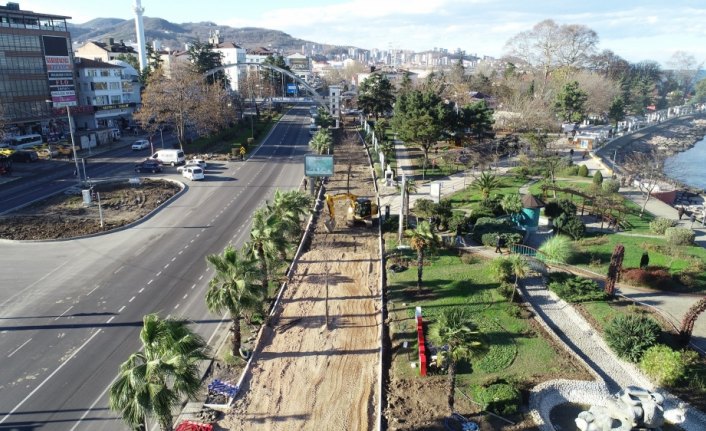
<box><xmin>225</xmin><ymin>129</ymin><xmax>381</xmax><ymax>430</ymax></box>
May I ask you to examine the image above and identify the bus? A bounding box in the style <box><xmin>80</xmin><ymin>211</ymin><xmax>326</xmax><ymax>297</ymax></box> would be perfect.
<box><xmin>5</xmin><ymin>134</ymin><xmax>44</xmax><ymax>150</ymax></box>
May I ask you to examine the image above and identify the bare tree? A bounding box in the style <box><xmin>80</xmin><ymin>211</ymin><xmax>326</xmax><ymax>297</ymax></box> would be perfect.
<box><xmin>504</xmin><ymin>19</ymin><xmax>598</xmax><ymax>88</ymax></box>
<box><xmin>134</xmin><ymin>63</ymin><xmax>235</xmax><ymax>149</ymax></box>
<box><xmin>667</xmin><ymin>51</ymin><xmax>704</xmax><ymax>103</ymax></box>
<box><xmin>622</xmin><ymin>151</ymin><xmax>665</xmax><ymax>217</ymax></box>
<box><xmin>549</xmin><ymin>69</ymin><xmax>620</xmax><ymax>119</ymax></box>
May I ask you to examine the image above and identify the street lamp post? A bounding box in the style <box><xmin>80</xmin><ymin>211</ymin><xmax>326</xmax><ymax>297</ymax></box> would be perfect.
<box><xmin>47</xmin><ymin>100</ymin><xmax>82</xmax><ymax>187</ymax></box>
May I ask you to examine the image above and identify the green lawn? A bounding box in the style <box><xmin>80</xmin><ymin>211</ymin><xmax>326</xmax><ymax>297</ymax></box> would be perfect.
<box><xmin>386</xmin><ymin>245</ymin><xmax>590</xmax><ymax>386</ymax></box>
<box><xmin>446</xmin><ymin>174</ymin><xmax>528</xmax><ymax>211</ymax></box>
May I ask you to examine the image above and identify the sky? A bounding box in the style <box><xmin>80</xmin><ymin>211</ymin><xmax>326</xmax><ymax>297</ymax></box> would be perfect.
<box><xmin>19</xmin><ymin>0</ymin><xmax>706</xmax><ymax>66</ymax></box>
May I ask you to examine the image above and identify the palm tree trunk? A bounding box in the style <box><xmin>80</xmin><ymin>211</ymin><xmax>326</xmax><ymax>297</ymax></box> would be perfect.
<box><xmin>256</xmin><ymin>245</ymin><xmax>269</xmax><ymax>295</ymax></box>
<box><xmin>417</xmin><ymin>249</ymin><xmax>424</xmax><ymax>292</ymax></box>
<box><xmin>159</xmin><ymin>416</ymin><xmax>173</xmax><ymax>431</ymax></box>
<box><xmin>447</xmin><ymin>361</ymin><xmax>456</xmax><ymax>413</ymax></box>
<box><xmin>232</xmin><ymin>316</ymin><xmax>241</xmax><ymax>356</ymax></box>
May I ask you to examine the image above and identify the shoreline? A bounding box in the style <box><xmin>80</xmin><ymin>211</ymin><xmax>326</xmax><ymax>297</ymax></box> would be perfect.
<box><xmin>618</xmin><ymin>115</ymin><xmax>706</xmax><ymax>194</ymax></box>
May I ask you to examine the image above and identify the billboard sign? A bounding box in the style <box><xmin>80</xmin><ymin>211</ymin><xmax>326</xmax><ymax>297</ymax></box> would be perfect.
<box><xmin>304</xmin><ymin>155</ymin><xmax>334</xmax><ymax>177</ymax></box>
<box><xmin>42</xmin><ymin>36</ymin><xmax>77</xmax><ymax>107</ymax></box>
<box><xmin>287</xmin><ymin>83</ymin><xmax>297</xmax><ymax>94</ymax></box>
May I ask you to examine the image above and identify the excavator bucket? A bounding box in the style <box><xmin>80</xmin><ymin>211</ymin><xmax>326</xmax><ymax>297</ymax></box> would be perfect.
<box><xmin>324</xmin><ymin>217</ymin><xmax>336</xmax><ymax>233</ymax></box>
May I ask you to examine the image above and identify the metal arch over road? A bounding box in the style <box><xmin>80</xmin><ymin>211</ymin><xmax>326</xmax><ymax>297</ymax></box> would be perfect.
<box><xmin>204</xmin><ymin>62</ymin><xmax>330</xmax><ymax>112</ymax></box>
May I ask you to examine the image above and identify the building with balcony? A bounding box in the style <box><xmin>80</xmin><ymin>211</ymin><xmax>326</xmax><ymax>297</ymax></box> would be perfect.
<box><xmin>0</xmin><ymin>1</ymin><xmax>77</xmax><ymax>137</ymax></box>
<box><xmin>74</xmin><ymin>38</ymin><xmax>138</xmax><ymax>63</ymax></box>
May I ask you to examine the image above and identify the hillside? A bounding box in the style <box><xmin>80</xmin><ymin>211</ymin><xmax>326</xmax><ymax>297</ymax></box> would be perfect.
<box><xmin>68</xmin><ymin>16</ymin><xmax>349</xmax><ymax>55</ymax></box>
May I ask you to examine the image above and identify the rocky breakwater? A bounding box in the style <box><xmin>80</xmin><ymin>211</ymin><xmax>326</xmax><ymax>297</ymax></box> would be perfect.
<box><xmin>619</xmin><ymin>117</ymin><xmax>706</xmax><ymax>157</ymax></box>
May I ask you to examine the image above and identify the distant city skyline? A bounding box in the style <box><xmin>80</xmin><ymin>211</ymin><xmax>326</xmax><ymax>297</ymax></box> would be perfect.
<box><xmin>19</xmin><ymin>0</ymin><xmax>706</xmax><ymax>66</ymax></box>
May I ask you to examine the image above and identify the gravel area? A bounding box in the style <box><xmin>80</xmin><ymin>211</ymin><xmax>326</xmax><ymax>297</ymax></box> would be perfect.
<box><xmin>520</xmin><ymin>275</ymin><xmax>706</xmax><ymax>431</ymax></box>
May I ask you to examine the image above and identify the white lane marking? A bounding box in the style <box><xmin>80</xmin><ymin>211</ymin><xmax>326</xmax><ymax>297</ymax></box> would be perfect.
<box><xmin>69</xmin><ymin>373</ymin><xmax>117</xmax><ymax>431</ymax></box>
<box><xmin>139</xmin><ymin>287</ymin><xmax>145</xmax><ymax>293</ymax></box>
<box><xmin>7</xmin><ymin>338</ymin><xmax>32</xmax><ymax>358</ymax></box>
<box><xmin>198</xmin><ymin>275</ymin><xmax>204</xmax><ymax>281</ymax></box>
<box><xmin>184</xmin><ymin>244</ymin><xmax>189</xmax><ymax>249</ymax></box>
<box><xmin>147</xmin><ymin>279</ymin><xmax>153</xmax><ymax>285</ymax></box>
<box><xmin>183</xmin><ymin>294</ymin><xmax>188</xmax><ymax>299</ymax></box>
<box><xmin>86</xmin><ymin>285</ymin><xmax>101</xmax><ymax>296</ymax></box>
<box><xmin>174</xmin><ymin>304</ymin><xmax>180</xmax><ymax>309</ymax></box>
<box><xmin>171</xmin><ymin>257</ymin><xmax>176</xmax><ymax>262</ymax></box>
<box><xmin>118</xmin><ymin>306</ymin><xmax>126</xmax><ymax>313</ymax></box>
<box><xmin>191</xmin><ymin>284</ymin><xmax>196</xmax><ymax>290</ymax></box>
<box><xmin>129</xmin><ymin>296</ymin><xmax>136</xmax><ymax>303</ymax></box>
<box><xmin>178</xmin><ymin>250</ymin><xmax>183</xmax><ymax>255</ymax></box>
<box><xmin>190</xmin><ymin>239</ymin><xmax>195</xmax><ymax>243</ymax></box>
<box><xmin>164</xmin><ymin>263</ymin><xmax>170</xmax><ymax>269</ymax></box>
<box><xmin>55</xmin><ymin>306</ymin><xmax>73</xmax><ymax>320</ymax></box>
<box><xmin>113</xmin><ymin>266</ymin><xmax>124</xmax><ymax>274</ymax></box>
<box><xmin>156</xmin><ymin>271</ymin><xmax>162</xmax><ymax>276</ymax></box>
<box><xmin>106</xmin><ymin>316</ymin><xmax>115</xmax><ymax>324</ymax></box>
<box><xmin>0</xmin><ymin>328</ymin><xmax>104</xmax><ymax>425</ymax></box>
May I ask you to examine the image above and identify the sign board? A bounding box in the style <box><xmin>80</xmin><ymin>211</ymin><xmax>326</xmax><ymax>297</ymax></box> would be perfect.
<box><xmin>430</xmin><ymin>182</ymin><xmax>441</xmax><ymax>203</ymax></box>
<box><xmin>42</xmin><ymin>36</ymin><xmax>77</xmax><ymax>107</ymax></box>
<box><xmin>287</xmin><ymin>83</ymin><xmax>297</xmax><ymax>94</ymax></box>
<box><xmin>304</xmin><ymin>155</ymin><xmax>334</xmax><ymax>177</ymax></box>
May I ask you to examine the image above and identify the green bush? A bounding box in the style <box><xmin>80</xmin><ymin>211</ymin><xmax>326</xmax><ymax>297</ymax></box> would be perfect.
<box><xmin>544</xmin><ymin>199</ymin><xmax>576</xmax><ymax>219</ymax></box>
<box><xmin>496</xmin><ymin>282</ymin><xmax>515</xmax><ymax>299</ymax></box>
<box><xmin>480</xmin><ymin>232</ymin><xmax>523</xmax><ymax>247</ymax></box>
<box><xmin>479</xmin><ymin>197</ymin><xmax>505</xmax><ymax>217</ymax></box>
<box><xmin>547</xmin><ymin>272</ymin><xmax>606</xmax><ymax>302</ymax></box>
<box><xmin>538</xmin><ymin>235</ymin><xmax>575</xmax><ymax>263</ymax></box>
<box><xmin>640</xmin><ymin>344</ymin><xmax>686</xmax><ymax>387</ymax></box>
<box><xmin>578</xmin><ymin>164</ymin><xmax>589</xmax><ymax>177</ymax></box>
<box><xmin>664</xmin><ymin>227</ymin><xmax>695</xmax><ymax>246</ymax></box>
<box><xmin>489</xmin><ymin>257</ymin><xmax>513</xmax><ymax>283</ymax></box>
<box><xmin>649</xmin><ymin>217</ymin><xmax>677</xmax><ymax>235</ymax></box>
<box><xmin>561</xmin><ymin>165</ymin><xmax>580</xmax><ymax>176</ymax></box>
<box><xmin>602</xmin><ymin>179</ymin><xmax>620</xmax><ymax>194</ymax></box>
<box><xmin>413</xmin><ymin>199</ymin><xmax>436</xmax><ymax>219</ymax></box>
<box><xmin>554</xmin><ymin>213</ymin><xmax>586</xmax><ymax>240</ymax></box>
<box><xmin>468</xmin><ymin>208</ymin><xmax>496</xmax><ymax>224</ymax></box>
<box><xmin>592</xmin><ymin>170</ymin><xmax>603</xmax><ymax>186</ymax></box>
<box><xmin>459</xmin><ymin>253</ymin><xmax>478</xmax><ymax>265</ymax></box>
<box><xmin>473</xmin><ymin>382</ymin><xmax>521</xmax><ymax>415</ymax></box>
<box><xmin>448</xmin><ymin>212</ymin><xmax>470</xmax><ymax>233</ymax></box>
<box><xmin>605</xmin><ymin>314</ymin><xmax>661</xmax><ymax>362</ymax></box>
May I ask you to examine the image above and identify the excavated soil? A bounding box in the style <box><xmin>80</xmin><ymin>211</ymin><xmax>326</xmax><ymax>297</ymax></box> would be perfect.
<box><xmin>0</xmin><ymin>179</ymin><xmax>180</xmax><ymax>240</ymax></box>
<box><xmin>223</xmin><ymin>127</ymin><xmax>381</xmax><ymax>430</ymax></box>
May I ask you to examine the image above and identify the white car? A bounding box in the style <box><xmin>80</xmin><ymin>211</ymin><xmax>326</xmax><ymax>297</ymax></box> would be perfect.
<box><xmin>131</xmin><ymin>139</ymin><xmax>150</xmax><ymax>150</ymax></box>
<box><xmin>176</xmin><ymin>160</ymin><xmax>206</xmax><ymax>173</ymax></box>
<box><xmin>181</xmin><ymin>166</ymin><xmax>205</xmax><ymax>181</ymax></box>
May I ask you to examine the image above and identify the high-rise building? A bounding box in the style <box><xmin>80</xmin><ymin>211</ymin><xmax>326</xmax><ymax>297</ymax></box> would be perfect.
<box><xmin>0</xmin><ymin>2</ymin><xmax>79</xmax><ymax>136</ymax></box>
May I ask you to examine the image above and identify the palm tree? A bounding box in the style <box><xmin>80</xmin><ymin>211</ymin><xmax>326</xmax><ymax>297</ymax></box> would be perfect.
<box><xmin>501</xmin><ymin>193</ymin><xmax>523</xmax><ymax>223</ymax></box>
<box><xmin>248</xmin><ymin>207</ymin><xmax>290</xmax><ymax>294</ymax></box>
<box><xmin>396</xmin><ymin>177</ymin><xmax>417</xmax><ymax>228</ymax></box>
<box><xmin>438</xmin><ymin>308</ymin><xmax>480</xmax><ymax>413</ymax></box>
<box><xmin>269</xmin><ymin>189</ymin><xmax>313</xmax><ymax>239</ymax></box>
<box><xmin>309</xmin><ymin>129</ymin><xmax>332</xmax><ymax>154</ymax></box>
<box><xmin>109</xmin><ymin>314</ymin><xmax>208</xmax><ymax>431</ymax></box>
<box><xmin>206</xmin><ymin>246</ymin><xmax>264</xmax><ymax>356</ymax></box>
<box><xmin>405</xmin><ymin>220</ymin><xmax>440</xmax><ymax>292</ymax></box>
<box><xmin>472</xmin><ymin>171</ymin><xmax>501</xmax><ymax>202</ymax></box>
<box><xmin>507</xmin><ymin>254</ymin><xmax>529</xmax><ymax>302</ymax></box>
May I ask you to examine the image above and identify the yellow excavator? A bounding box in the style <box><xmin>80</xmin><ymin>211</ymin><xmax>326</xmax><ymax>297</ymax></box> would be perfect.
<box><xmin>324</xmin><ymin>193</ymin><xmax>378</xmax><ymax>232</ymax></box>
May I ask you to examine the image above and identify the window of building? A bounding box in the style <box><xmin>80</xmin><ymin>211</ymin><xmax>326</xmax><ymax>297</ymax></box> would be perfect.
<box><xmin>100</xmin><ymin>69</ymin><xmax>110</xmax><ymax>77</ymax></box>
<box><xmin>109</xmin><ymin>82</ymin><xmax>120</xmax><ymax>90</ymax></box>
<box><xmin>110</xmin><ymin>95</ymin><xmax>121</xmax><ymax>104</ymax></box>
<box><xmin>91</xmin><ymin>82</ymin><xmax>108</xmax><ymax>91</ymax></box>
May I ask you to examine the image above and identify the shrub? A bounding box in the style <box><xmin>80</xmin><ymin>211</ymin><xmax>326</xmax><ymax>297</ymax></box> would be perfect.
<box><xmin>459</xmin><ymin>252</ymin><xmax>478</xmax><ymax>265</ymax></box>
<box><xmin>543</xmin><ymin>202</ymin><xmax>563</xmax><ymax>219</ymax></box>
<box><xmin>448</xmin><ymin>212</ymin><xmax>470</xmax><ymax>234</ymax></box>
<box><xmin>605</xmin><ymin>314</ymin><xmax>661</xmax><ymax>362</ymax></box>
<box><xmin>413</xmin><ymin>199</ymin><xmax>436</xmax><ymax>219</ymax></box>
<box><xmin>544</xmin><ymin>199</ymin><xmax>576</xmax><ymax>219</ymax></box>
<box><xmin>496</xmin><ymin>282</ymin><xmax>515</xmax><ymax>299</ymax></box>
<box><xmin>472</xmin><ymin>218</ymin><xmax>523</xmax><ymax>244</ymax></box>
<box><xmin>649</xmin><ymin>217</ymin><xmax>677</xmax><ymax>235</ymax></box>
<box><xmin>578</xmin><ymin>164</ymin><xmax>589</xmax><ymax>177</ymax></box>
<box><xmin>538</xmin><ymin>235</ymin><xmax>575</xmax><ymax>263</ymax></box>
<box><xmin>435</xmin><ymin>199</ymin><xmax>454</xmax><ymax>230</ymax></box>
<box><xmin>602</xmin><ymin>179</ymin><xmax>620</xmax><ymax>194</ymax></box>
<box><xmin>473</xmin><ymin>382</ymin><xmax>521</xmax><ymax>415</ymax></box>
<box><xmin>547</xmin><ymin>272</ymin><xmax>606</xmax><ymax>302</ymax></box>
<box><xmin>479</xmin><ymin>197</ymin><xmax>505</xmax><ymax>216</ymax></box>
<box><xmin>468</xmin><ymin>208</ymin><xmax>495</xmax><ymax>225</ymax></box>
<box><xmin>554</xmin><ymin>213</ymin><xmax>586</xmax><ymax>240</ymax></box>
<box><xmin>664</xmin><ymin>227</ymin><xmax>695</xmax><ymax>246</ymax></box>
<box><xmin>490</xmin><ymin>257</ymin><xmax>513</xmax><ymax>283</ymax></box>
<box><xmin>592</xmin><ymin>170</ymin><xmax>603</xmax><ymax>186</ymax></box>
<box><xmin>640</xmin><ymin>344</ymin><xmax>686</xmax><ymax>387</ymax></box>
<box><xmin>562</xmin><ymin>165</ymin><xmax>580</xmax><ymax>176</ymax></box>
<box><xmin>480</xmin><ymin>232</ymin><xmax>523</xmax><ymax>247</ymax></box>
<box><xmin>621</xmin><ymin>266</ymin><xmax>679</xmax><ymax>290</ymax></box>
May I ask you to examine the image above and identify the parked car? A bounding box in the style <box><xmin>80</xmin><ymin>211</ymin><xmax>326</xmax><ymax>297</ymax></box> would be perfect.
<box><xmin>10</xmin><ymin>150</ymin><xmax>39</xmax><ymax>163</ymax></box>
<box><xmin>132</xmin><ymin>139</ymin><xmax>150</xmax><ymax>150</ymax></box>
<box><xmin>134</xmin><ymin>159</ymin><xmax>162</xmax><ymax>173</ymax></box>
<box><xmin>181</xmin><ymin>166</ymin><xmax>204</xmax><ymax>181</ymax></box>
<box><xmin>151</xmin><ymin>149</ymin><xmax>185</xmax><ymax>166</ymax></box>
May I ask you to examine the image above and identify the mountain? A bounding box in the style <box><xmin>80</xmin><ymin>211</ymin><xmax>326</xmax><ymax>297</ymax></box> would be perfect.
<box><xmin>68</xmin><ymin>16</ymin><xmax>348</xmax><ymax>55</ymax></box>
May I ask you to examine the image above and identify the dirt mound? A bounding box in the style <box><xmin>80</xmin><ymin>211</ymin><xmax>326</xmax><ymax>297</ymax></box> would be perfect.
<box><xmin>0</xmin><ymin>179</ymin><xmax>180</xmax><ymax>240</ymax></box>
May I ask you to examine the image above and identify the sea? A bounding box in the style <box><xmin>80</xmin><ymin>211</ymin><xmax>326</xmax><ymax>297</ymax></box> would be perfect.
<box><xmin>664</xmin><ymin>135</ymin><xmax>706</xmax><ymax>191</ymax></box>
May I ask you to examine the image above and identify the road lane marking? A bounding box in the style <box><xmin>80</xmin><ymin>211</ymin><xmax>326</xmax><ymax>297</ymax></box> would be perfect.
<box><xmin>198</xmin><ymin>275</ymin><xmax>203</xmax><ymax>281</ymax></box>
<box><xmin>191</xmin><ymin>284</ymin><xmax>196</xmax><ymax>290</ymax></box>
<box><xmin>164</xmin><ymin>263</ymin><xmax>170</xmax><ymax>269</ymax></box>
<box><xmin>7</xmin><ymin>338</ymin><xmax>32</xmax><ymax>358</ymax></box>
<box><xmin>174</xmin><ymin>304</ymin><xmax>180</xmax><ymax>309</ymax></box>
<box><xmin>0</xmin><ymin>328</ymin><xmax>104</xmax><ymax>425</ymax></box>
<box><xmin>0</xmin><ymin>260</ymin><xmax>70</xmax><ymax>308</ymax></box>
<box><xmin>55</xmin><ymin>306</ymin><xmax>73</xmax><ymax>320</ymax></box>
<box><xmin>171</xmin><ymin>257</ymin><xmax>176</xmax><ymax>262</ymax></box>
<box><xmin>113</xmin><ymin>266</ymin><xmax>124</xmax><ymax>274</ymax></box>
<box><xmin>156</xmin><ymin>271</ymin><xmax>162</xmax><ymax>277</ymax></box>
<box><xmin>118</xmin><ymin>306</ymin><xmax>126</xmax><ymax>313</ymax></box>
<box><xmin>69</xmin><ymin>373</ymin><xmax>117</xmax><ymax>431</ymax></box>
<box><xmin>106</xmin><ymin>316</ymin><xmax>115</xmax><ymax>324</ymax></box>
<box><xmin>183</xmin><ymin>294</ymin><xmax>188</xmax><ymax>299</ymax></box>
<box><xmin>139</xmin><ymin>287</ymin><xmax>145</xmax><ymax>293</ymax></box>
<box><xmin>147</xmin><ymin>279</ymin><xmax>153</xmax><ymax>285</ymax></box>
<box><xmin>86</xmin><ymin>284</ymin><xmax>100</xmax><ymax>296</ymax></box>
<box><xmin>129</xmin><ymin>296</ymin><xmax>136</xmax><ymax>303</ymax></box>
<box><xmin>178</xmin><ymin>250</ymin><xmax>183</xmax><ymax>255</ymax></box>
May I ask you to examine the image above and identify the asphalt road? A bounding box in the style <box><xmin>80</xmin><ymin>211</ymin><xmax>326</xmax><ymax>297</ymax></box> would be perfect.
<box><xmin>0</xmin><ymin>106</ymin><xmax>314</xmax><ymax>430</ymax></box>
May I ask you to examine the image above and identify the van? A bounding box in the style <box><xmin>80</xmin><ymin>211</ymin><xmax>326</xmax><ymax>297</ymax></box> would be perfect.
<box><xmin>6</xmin><ymin>134</ymin><xmax>43</xmax><ymax>150</ymax></box>
<box><xmin>151</xmin><ymin>149</ymin><xmax>185</xmax><ymax>166</ymax></box>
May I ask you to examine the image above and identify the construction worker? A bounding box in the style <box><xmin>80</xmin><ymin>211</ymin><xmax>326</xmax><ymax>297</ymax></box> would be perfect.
<box><xmin>239</xmin><ymin>146</ymin><xmax>246</xmax><ymax>161</ymax></box>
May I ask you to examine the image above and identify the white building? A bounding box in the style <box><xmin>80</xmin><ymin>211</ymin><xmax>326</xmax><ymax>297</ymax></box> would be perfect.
<box><xmin>213</xmin><ymin>41</ymin><xmax>246</xmax><ymax>92</ymax></box>
<box><xmin>74</xmin><ymin>58</ymin><xmax>138</xmax><ymax>129</ymax></box>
